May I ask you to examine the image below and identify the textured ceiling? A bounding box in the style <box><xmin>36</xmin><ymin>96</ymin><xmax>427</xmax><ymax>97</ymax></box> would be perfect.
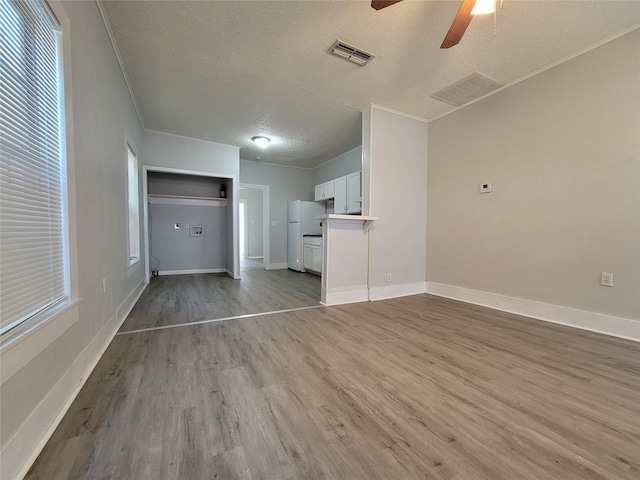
<box><xmin>100</xmin><ymin>1</ymin><xmax>640</xmax><ymax>168</ymax></box>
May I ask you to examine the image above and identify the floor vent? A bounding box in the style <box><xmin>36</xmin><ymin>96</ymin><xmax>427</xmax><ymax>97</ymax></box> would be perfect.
<box><xmin>431</xmin><ymin>72</ymin><xmax>503</xmax><ymax>106</ymax></box>
<box><xmin>328</xmin><ymin>40</ymin><xmax>375</xmax><ymax>66</ymax></box>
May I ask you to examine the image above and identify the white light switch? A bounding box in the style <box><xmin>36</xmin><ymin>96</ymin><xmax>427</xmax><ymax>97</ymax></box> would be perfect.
<box><xmin>271</xmin><ymin>221</ymin><xmax>277</xmax><ymax>227</ymax></box>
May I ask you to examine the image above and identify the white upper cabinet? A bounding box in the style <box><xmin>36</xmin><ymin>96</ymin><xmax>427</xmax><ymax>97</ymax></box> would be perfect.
<box><xmin>315</xmin><ymin>171</ymin><xmax>361</xmax><ymax>214</ymax></box>
<box><xmin>346</xmin><ymin>171</ymin><xmax>362</xmax><ymax>214</ymax></box>
<box><xmin>334</xmin><ymin>176</ymin><xmax>347</xmax><ymax>214</ymax></box>
<box><xmin>314</xmin><ymin>179</ymin><xmax>335</xmax><ymax>201</ymax></box>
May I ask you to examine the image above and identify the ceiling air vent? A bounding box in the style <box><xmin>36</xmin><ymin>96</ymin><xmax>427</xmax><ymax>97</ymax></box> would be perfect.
<box><xmin>431</xmin><ymin>72</ymin><xmax>503</xmax><ymax>107</ymax></box>
<box><xmin>329</xmin><ymin>40</ymin><xmax>375</xmax><ymax>66</ymax></box>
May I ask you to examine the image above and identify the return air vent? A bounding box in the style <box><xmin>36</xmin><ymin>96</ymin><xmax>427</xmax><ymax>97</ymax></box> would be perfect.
<box><xmin>431</xmin><ymin>72</ymin><xmax>503</xmax><ymax>106</ymax></box>
<box><xmin>329</xmin><ymin>40</ymin><xmax>375</xmax><ymax>66</ymax></box>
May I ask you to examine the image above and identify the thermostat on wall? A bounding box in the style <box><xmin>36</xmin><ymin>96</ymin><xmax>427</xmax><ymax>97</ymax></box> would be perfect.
<box><xmin>480</xmin><ymin>182</ymin><xmax>492</xmax><ymax>193</ymax></box>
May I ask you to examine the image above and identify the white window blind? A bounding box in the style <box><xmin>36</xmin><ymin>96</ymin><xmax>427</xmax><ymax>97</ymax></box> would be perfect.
<box><xmin>127</xmin><ymin>145</ymin><xmax>139</xmax><ymax>264</ymax></box>
<box><xmin>0</xmin><ymin>0</ymin><xmax>68</xmax><ymax>336</ymax></box>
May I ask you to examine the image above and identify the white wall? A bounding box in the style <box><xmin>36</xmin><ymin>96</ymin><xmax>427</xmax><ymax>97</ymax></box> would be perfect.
<box><xmin>240</xmin><ymin>188</ymin><xmax>264</xmax><ymax>258</ymax></box>
<box><xmin>0</xmin><ymin>2</ymin><xmax>145</xmax><ymax>478</ymax></box>
<box><xmin>143</xmin><ymin>130</ymin><xmax>239</xmax><ymax>176</ymax></box>
<box><xmin>147</xmin><ymin>173</ymin><xmax>229</xmax><ymax>274</ymax></box>
<box><xmin>149</xmin><ymin>203</ymin><xmax>227</xmax><ymax>273</ymax></box>
<box><xmin>427</xmin><ymin>30</ymin><xmax>640</xmax><ymax>326</ymax></box>
<box><xmin>239</xmin><ymin>160</ymin><xmax>315</xmax><ymax>266</ymax></box>
<box><xmin>142</xmin><ymin>130</ymin><xmax>240</xmax><ymax>277</ymax></box>
<box><xmin>365</xmin><ymin>106</ymin><xmax>428</xmax><ymax>299</ymax></box>
<box><xmin>314</xmin><ymin>146</ymin><xmax>362</xmax><ymax>185</ymax></box>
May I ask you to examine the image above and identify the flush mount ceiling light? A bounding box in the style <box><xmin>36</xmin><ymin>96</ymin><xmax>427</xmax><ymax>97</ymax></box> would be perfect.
<box><xmin>471</xmin><ymin>0</ymin><xmax>495</xmax><ymax>15</ymax></box>
<box><xmin>252</xmin><ymin>136</ymin><xmax>270</xmax><ymax>148</ymax></box>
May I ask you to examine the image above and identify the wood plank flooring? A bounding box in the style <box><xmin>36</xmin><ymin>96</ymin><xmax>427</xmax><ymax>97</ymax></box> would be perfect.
<box><xmin>25</xmin><ymin>276</ymin><xmax>640</xmax><ymax>479</ymax></box>
<box><xmin>120</xmin><ymin>259</ymin><xmax>321</xmax><ymax>332</ymax></box>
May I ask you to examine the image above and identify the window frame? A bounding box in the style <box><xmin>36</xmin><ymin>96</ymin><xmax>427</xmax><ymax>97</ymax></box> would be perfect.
<box><xmin>0</xmin><ymin>0</ymin><xmax>78</xmax><ymax>352</ymax></box>
<box><xmin>126</xmin><ymin>139</ymin><xmax>141</xmax><ymax>271</ymax></box>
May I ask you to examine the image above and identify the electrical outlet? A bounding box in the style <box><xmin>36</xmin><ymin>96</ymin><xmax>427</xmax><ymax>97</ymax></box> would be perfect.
<box><xmin>600</xmin><ymin>272</ymin><xmax>614</xmax><ymax>287</ymax></box>
<box><xmin>190</xmin><ymin>226</ymin><xmax>204</xmax><ymax>237</ymax></box>
<box><xmin>102</xmin><ymin>277</ymin><xmax>107</xmax><ymax>294</ymax></box>
<box><xmin>386</xmin><ymin>273</ymin><xmax>392</xmax><ymax>283</ymax></box>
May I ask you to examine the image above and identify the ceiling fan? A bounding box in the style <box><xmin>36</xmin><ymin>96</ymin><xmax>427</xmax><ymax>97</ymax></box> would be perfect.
<box><xmin>371</xmin><ymin>0</ymin><xmax>493</xmax><ymax>49</ymax></box>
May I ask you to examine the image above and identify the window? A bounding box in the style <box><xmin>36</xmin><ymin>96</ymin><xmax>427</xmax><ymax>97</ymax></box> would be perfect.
<box><xmin>0</xmin><ymin>0</ymin><xmax>68</xmax><ymax>337</ymax></box>
<box><xmin>126</xmin><ymin>144</ymin><xmax>140</xmax><ymax>265</ymax></box>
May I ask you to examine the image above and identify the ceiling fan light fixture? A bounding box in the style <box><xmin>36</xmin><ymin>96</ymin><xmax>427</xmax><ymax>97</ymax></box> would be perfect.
<box><xmin>471</xmin><ymin>0</ymin><xmax>495</xmax><ymax>15</ymax></box>
<box><xmin>252</xmin><ymin>136</ymin><xmax>270</xmax><ymax>148</ymax></box>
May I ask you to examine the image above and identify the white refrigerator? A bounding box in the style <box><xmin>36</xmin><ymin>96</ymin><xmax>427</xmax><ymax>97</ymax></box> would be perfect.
<box><xmin>287</xmin><ymin>200</ymin><xmax>324</xmax><ymax>271</ymax></box>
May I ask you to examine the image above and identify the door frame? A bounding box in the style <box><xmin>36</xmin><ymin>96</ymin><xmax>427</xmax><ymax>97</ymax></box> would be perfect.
<box><xmin>143</xmin><ymin>165</ymin><xmax>240</xmax><ymax>280</ymax></box>
<box><xmin>239</xmin><ymin>183</ymin><xmax>270</xmax><ymax>270</ymax></box>
<box><xmin>238</xmin><ymin>199</ymin><xmax>248</xmax><ymax>259</ymax></box>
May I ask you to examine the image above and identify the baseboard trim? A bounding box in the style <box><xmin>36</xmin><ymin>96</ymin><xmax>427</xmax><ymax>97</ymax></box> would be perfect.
<box><xmin>4</xmin><ymin>280</ymin><xmax>147</xmax><ymax>480</ymax></box>
<box><xmin>369</xmin><ymin>282</ymin><xmax>427</xmax><ymax>302</ymax></box>
<box><xmin>426</xmin><ymin>282</ymin><xmax>640</xmax><ymax>342</ymax></box>
<box><xmin>268</xmin><ymin>262</ymin><xmax>288</xmax><ymax>270</ymax></box>
<box><xmin>225</xmin><ymin>269</ymin><xmax>240</xmax><ymax>280</ymax></box>
<box><xmin>321</xmin><ymin>285</ymin><xmax>369</xmax><ymax>306</ymax></box>
<box><xmin>158</xmin><ymin>268</ymin><xmax>226</xmax><ymax>276</ymax></box>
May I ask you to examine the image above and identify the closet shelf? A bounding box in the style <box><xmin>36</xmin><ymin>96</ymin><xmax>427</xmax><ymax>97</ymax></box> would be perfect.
<box><xmin>148</xmin><ymin>194</ymin><xmax>227</xmax><ymax>207</ymax></box>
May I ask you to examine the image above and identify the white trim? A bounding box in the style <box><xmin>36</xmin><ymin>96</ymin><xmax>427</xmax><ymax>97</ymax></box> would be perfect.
<box><xmin>426</xmin><ymin>282</ymin><xmax>640</xmax><ymax>342</ymax></box>
<box><xmin>239</xmin><ymin>183</ymin><xmax>271</xmax><ymax>270</ymax></box>
<box><xmin>239</xmin><ymin>158</ymin><xmax>313</xmax><ymax>170</ymax></box>
<box><xmin>1</xmin><ymin>299</ymin><xmax>81</xmax><ymax>384</ymax></box>
<box><xmin>225</xmin><ymin>269</ymin><xmax>240</xmax><ymax>279</ymax></box>
<box><xmin>117</xmin><ymin>305</ymin><xmax>325</xmax><ymax>336</ymax></box>
<box><xmin>142</xmin><ymin>165</ymin><xmax>239</xmax><ymax>281</ymax></box>
<box><xmin>147</xmin><ymin>194</ymin><xmax>227</xmax><ymax>207</ymax></box>
<box><xmin>312</xmin><ymin>145</ymin><xmax>362</xmax><ymax>171</ymax></box>
<box><xmin>428</xmin><ymin>25</ymin><xmax>640</xmax><ymax>123</ymax></box>
<box><xmin>361</xmin><ymin>106</ymin><xmax>372</xmax><ymax>218</ymax></box>
<box><xmin>321</xmin><ymin>285</ymin><xmax>369</xmax><ymax>306</ymax></box>
<box><xmin>116</xmin><ymin>279</ymin><xmax>148</xmax><ymax>325</ymax></box>
<box><xmin>2</xmin><ymin>280</ymin><xmax>147</xmax><ymax>480</ymax></box>
<box><xmin>268</xmin><ymin>262</ymin><xmax>288</xmax><ymax>270</ymax></box>
<box><xmin>369</xmin><ymin>282</ymin><xmax>427</xmax><ymax>301</ymax></box>
<box><xmin>145</xmin><ymin>129</ymin><xmax>240</xmax><ymax>150</ymax></box>
<box><xmin>95</xmin><ymin>0</ymin><xmax>144</xmax><ymax>129</ymax></box>
<box><xmin>370</xmin><ymin>103</ymin><xmax>429</xmax><ymax>124</ymax></box>
<box><xmin>158</xmin><ymin>268</ymin><xmax>226</xmax><ymax>276</ymax></box>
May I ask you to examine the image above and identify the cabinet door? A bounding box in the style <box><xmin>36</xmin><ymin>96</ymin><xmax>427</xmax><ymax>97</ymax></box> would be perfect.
<box><xmin>312</xmin><ymin>245</ymin><xmax>323</xmax><ymax>273</ymax></box>
<box><xmin>334</xmin><ymin>176</ymin><xmax>347</xmax><ymax>214</ymax></box>
<box><xmin>323</xmin><ymin>180</ymin><xmax>335</xmax><ymax>200</ymax></box>
<box><xmin>303</xmin><ymin>244</ymin><xmax>313</xmax><ymax>270</ymax></box>
<box><xmin>314</xmin><ymin>184</ymin><xmax>324</xmax><ymax>201</ymax></box>
<box><xmin>347</xmin><ymin>171</ymin><xmax>362</xmax><ymax>214</ymax></box>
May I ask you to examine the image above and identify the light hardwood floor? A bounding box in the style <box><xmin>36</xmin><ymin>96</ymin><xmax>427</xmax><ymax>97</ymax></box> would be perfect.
<box><xmin>26</xmin><ymin>273</ymin><xmax>639</xmax><ymax>479</ymax></box>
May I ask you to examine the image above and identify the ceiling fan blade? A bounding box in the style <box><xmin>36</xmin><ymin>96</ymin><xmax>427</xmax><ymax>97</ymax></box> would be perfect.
<box><xmin>440</xmin><ymin>0</ymin><xmax>476</xmax><ymax>49</ymax></box>
<box><xmin>371</xmin><ymin>0</ymin><xmax>403</xmax><ymax>11</ymax></box>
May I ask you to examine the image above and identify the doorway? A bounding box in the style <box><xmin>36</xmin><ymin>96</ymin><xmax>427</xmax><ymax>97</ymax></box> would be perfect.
<box><xmin>239</xmin><ymin>183</ymin><xmax>270</xmax><ymax>269</ymax></box>
<box><xmin>239</xmin><ymin>199</ymin><xmax>247</xmax><ymax>259</ymax></box>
